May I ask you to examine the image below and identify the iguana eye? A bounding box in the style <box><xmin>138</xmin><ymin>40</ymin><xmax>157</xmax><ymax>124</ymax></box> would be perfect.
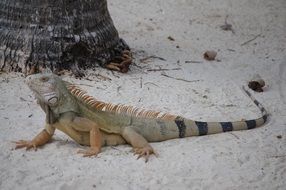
<box><xmin>40</xmin><ymin>76</ymin><xmax>49</xmax><ymax>82</ymax></box>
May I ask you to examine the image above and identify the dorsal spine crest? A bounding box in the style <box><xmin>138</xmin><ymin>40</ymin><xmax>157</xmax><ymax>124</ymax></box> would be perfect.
<box><xmin>67</xmin><ymin>84</ymin><xmax>176</xmax><ymax>120</ymax></box>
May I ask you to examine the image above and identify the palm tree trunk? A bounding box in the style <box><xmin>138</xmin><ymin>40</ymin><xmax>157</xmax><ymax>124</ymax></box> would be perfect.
<box><xmin>0</xmin><ymin>0</ymin><xmax>131</xmax><ymax>76</ymax></box>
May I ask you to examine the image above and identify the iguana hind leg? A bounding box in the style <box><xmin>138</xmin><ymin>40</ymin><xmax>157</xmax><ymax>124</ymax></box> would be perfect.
<box><xmin>73</xmin><ymin>117</ymin><xmax>127</xmax><ymax>156</ymax></box>
<box><xmin>77</xmin><ymin>125</ymin><xmax>101</xmax><ymax>157</ymax></box>
<box><xmin>121</xmin><ymin>126</ymin><xmax>157</xmax><ymax>162</ymax></box>
<box><xmin>101</xmin><ymin>132</ymin><xmax>127</xmax><ymax>146</ymax></box>
<box><xmin>59</xmin><ymin>115</ymin><xmax>102</xmax><ymax>157</ymax></box>
<box><xmin>57</xmin><ymin>112</ymin><xmax>126</xmax><ymax>157</ymax></box>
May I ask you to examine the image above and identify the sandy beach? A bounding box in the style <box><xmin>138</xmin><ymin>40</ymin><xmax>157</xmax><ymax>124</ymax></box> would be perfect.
<box><xmin>1</xmin><ymin>0</ymin><xmax>286</xmax><ymax>189</ymax></box>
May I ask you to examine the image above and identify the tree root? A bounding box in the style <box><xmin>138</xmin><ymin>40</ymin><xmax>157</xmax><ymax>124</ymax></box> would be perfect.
<box><xmin>105</xmin><ymin>50</ymin><xmax>132</xmax><ymax>73</ymax></box>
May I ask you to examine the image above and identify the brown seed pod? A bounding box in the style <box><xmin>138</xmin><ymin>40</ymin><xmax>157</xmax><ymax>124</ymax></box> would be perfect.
<box><xmin>203</xmin><ymin>51</ymin><xmax>217</xmax><ymax>61</ymax></box>
<box><xmin>248</xmin><ymin>74</ymin><xmax>266</xmax><ymax>92</ymax></box>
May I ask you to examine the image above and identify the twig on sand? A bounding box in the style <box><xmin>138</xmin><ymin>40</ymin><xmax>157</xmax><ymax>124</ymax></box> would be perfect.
<box><xmin>117</xmin><ymin>86</ymin><xmax>122</xmax><ymax>93</ymax></box>
<box><xmin>269</xmin><ymin>155</ymin><xmax>286</xmax><ymax>158</ymax></box>
<box><xmin>110</xmin><ymin>146</ymin><xmax>122</xmax><ymax>151</ymax></box>
<box><xmin>185</xmin><ymin>60</ymin><xmax>203</xmax><ymax>63</ymax></box>
<box><xmin>161</xmin><ymin>73</ymin><xmax>200</xmax><ymax>83</ymax></box>
<box><xmin>144</xmin><ymin>82</ymin><xmax>159</xmax><ymax>87</ymax></box>
<box><xmin>241</xmin><ymin>34</ymin><xmax>262</xmax><ymax>46</ymax></box>
<box><xmin>110</xmin><ymin>70</ymin><xmax>120</xmax><ymax>78</ymax></box>
<box><xmin>140</xmin><ymin>55</ymin><xmax>166</xmax><ymax>63</ymax></box>
<box><xmin>132</xmin><ymin>62</ymin><xmax>144</xmax><ymax>69</ymax></box>
<box><xmin>74</xmin><ymin>83</ymin><xmax>94</xmax><ymax>87</ymax></box>
<box><xmin>147</xmin><ymin>68</ymin><xmax>181</xmax><ymax>72</ymax></box>
<box><xmin>95</xmin><ymin>73</ymin><xmax>112</xmax><ymax>81</ymax></box>
<box><xmin>229</xmin><ymin>132</ymin><xmax>240</xmax><ymax>139</ymax></box>
<box><xmin>220</xmin><ymin>15</ymin><xmax>235</xmax><ymax>34</ymax></box>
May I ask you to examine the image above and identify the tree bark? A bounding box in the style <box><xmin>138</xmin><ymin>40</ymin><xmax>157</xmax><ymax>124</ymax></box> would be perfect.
<box><xmin>0</xmin><ymin>0</ymin><xmax>131</xmax><ymax>75</ymax></box>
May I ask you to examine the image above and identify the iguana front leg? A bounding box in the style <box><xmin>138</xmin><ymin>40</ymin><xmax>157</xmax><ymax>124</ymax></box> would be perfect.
<box><xmin>13</xmin><ymin>125</ymin><xmax>54</xmax><ymax>150</ymax></box>
<box><xmin>121</xmin><ymin>126</ymin><xmax>157</xmax><ymax>162</ymax></box>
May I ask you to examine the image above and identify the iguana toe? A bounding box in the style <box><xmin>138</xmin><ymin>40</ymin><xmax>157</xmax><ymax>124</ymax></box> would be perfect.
<box><xmin>133</xmin><ymin>145</ymin><xmax>157</xmax><ymax>163</ymax></box>
<box><xmin>77</xmin><ymin>147</ymin><xmax>100</xmax><ymax>157</ymax></box>
<box><xmin>13</xmin><ymin>140</ymin><xmax>37</xmax><ymax>151</ymax></box>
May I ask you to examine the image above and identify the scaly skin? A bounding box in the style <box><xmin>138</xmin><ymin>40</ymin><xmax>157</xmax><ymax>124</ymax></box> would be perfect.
<box><xmin>14</xmin><ymin>71</ymin><xmax>268</xmax><ymax>162</ymax></box>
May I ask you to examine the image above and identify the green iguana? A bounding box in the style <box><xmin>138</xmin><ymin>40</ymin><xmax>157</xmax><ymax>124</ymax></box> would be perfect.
<box><xmin>14</xmin><ymin>72</ymin><xmax>268</xmax><ymax>162</ymax></box>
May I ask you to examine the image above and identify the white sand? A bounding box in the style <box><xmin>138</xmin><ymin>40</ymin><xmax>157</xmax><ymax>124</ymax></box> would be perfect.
<box><xmin>1</xmin><ymin>0</ymin><xmax>286</xmax><ymax>189</ymax></box>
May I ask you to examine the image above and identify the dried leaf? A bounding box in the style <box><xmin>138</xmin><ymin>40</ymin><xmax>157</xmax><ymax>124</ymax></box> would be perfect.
<box><xmin>167</xmin><ymin>36</ymin><xmax>175</xmax><ymax>41</ymax></box>
<box><xmin>203</xmin><ymin>51</ymin><xmax>217</xmax><ymax>61</ymax></box>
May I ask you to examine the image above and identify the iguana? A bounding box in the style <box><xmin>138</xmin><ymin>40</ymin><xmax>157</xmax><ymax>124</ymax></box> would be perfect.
<box><xmin>14</xmin><ymin>72</ymin><xmax>268</xmax><ymax>162</ymax></box>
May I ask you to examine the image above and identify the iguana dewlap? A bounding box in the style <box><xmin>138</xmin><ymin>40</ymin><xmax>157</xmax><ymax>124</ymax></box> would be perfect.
<box><xmin>14</xmin><ymin>72</ymin><xmax>268</xmax><ymax>162</ymax></box>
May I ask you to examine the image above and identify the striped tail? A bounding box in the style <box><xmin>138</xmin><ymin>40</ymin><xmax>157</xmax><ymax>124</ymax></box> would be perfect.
<box><xmin>176</xmin><ymin>86</ymin><xmax>268</xmax><ymax>137</ymax></box>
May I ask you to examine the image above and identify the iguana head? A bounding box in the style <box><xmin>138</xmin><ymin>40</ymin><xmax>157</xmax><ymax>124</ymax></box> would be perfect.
<box><xmin>26</xmin><ymin>70</ymin><xmax>79</xmax><ymax>118</ymax></box>
<box><xmin>25</xmin><ymin>72</ymin><xmax>67</xmax><ymax>107</ymax></box>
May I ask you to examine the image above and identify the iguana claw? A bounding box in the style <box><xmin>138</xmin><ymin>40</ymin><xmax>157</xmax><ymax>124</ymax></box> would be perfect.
<box><xmin>13</xmin><ymin>140</ymin><xmax>37</xmax><ymax>151</ymax></box>
<box><xmin>133</xmin><ymin>145</ymin><xmax>158</xmax><ymax>163</ymax></box>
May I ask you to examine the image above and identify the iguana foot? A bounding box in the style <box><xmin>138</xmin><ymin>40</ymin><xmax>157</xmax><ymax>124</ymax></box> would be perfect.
<box><xmin>77</xmin><ymin>147</ymin><xmax>100</xmax><ymax>157</ymax></box>
<box><xmin>105</xmin><ymin>50</ymin><xmax>132</xmax><ymax>73</ymax></box>
<box><xmin>133</xmin><ymin>145</ymin><xmax>158</xmax><ymax>163</ymax></box>
<box><xmin>13</xmin><ymin>140</ymin><xmax>37</xmax><ymax>151</ymax></box>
